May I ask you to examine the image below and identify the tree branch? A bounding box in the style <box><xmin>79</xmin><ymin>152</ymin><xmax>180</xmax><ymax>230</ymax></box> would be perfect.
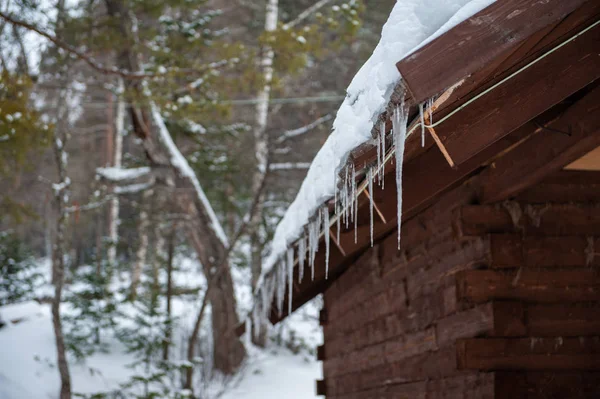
<box><xmin>283</xmin><ymin>0</ymin><xmax>334</xmax><ymax>29</ymax></box>
<box><xmin>276</xmin><ymin>113</ymin><xmax>332</xmax><ymax>143</ymax></box>
<box><xmin>0</xmin><ymin>11</ymin><xmax>154</xmax><ymax>79</ymax></box>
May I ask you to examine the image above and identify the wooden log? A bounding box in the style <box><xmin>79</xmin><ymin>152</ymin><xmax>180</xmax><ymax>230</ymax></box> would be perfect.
<box><xmin>478</xmin><ymin>84</ymin><xmax>600</xmax><ymax>203</ymax></box>
<box><xmin>324</xmin><ymin>327</ymin><xmax>437</xmax><ymax>378</ymax></box>
<box><xmin>490</xmin><ymin>234</ymin><xmax>600</xmax><ymax>268</ymax></box>
<box><xmin>527</xmin><ymin>303</ymin><xmax>600</xmax><ymax>337</ymax></box>
<box><xmin>316</xmin><ymin>379</ymin><xmax>327</xmax><ymax>396</ymax></box>
<box><xmin>327</xmin><ymin>373</ymin><xmax>496</xmax><ymax>399</ymax></box>
<box><xmin>327</xmin><ymin>346</ymin><xmax>460</xmax><ymax>396</ymax></box>
<box><xmin>516</xmin><ymin>170</ymin><xmax>600</xmax><ymax>203</ymax></box>
<box><xmin>456</xmin><ymin>269</ymin><xmax>600</xmax><ymax>304</ymax></box>
<box><xmin>432</xmin><ymin>20</ymin><xmax>600</xmax><ymax>166</ymax></box>
<box><xmin>457</xmin><ymin>337</ymin><xmax>600</xmax><ymax>371</ymax></box>
<box><xmin>325</xmin><ymin>286</ymin><xmax>452</xmax><ymax>357</ymax></box>
<box><xmin>460</xmin><ymin>204</ymin><xmax>600</xmax><ymax>236</ymax></box>
<box><xmin>436</xmin><ymin>302</ymin><xmax>527</xmax><ymax>347</ymax></box>
<box><xmin>396</xmin><ymin>0</ymin><xmax>591</xmax><ymax>103</ymax></box>
<box><xmin>319</xmin><ymin>308</ymin><xmax>327</xmax><ymax>326</ymax></box>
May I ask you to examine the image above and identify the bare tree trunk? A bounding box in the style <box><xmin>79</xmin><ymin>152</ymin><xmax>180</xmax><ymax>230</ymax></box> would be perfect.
<box><xmin>51</xmin><ymin>111</ymin><xmax>72</xmax><ymax>399</ymax></box>
<box><xmin>162</xmin><ymin>226</ymin><xmax>175</xmax><ymax>361</ymax></box>
<box><xmin>107</xmin><ymin>79</ymin><xmax>124</xmax><ymax>266</ymax></box>
<box><xmin>104</xmin><ymin>0</ymin><xmax>245</xmax><ymax>375</ymax></box>
<box><xmin>249</xmin><ymin>0</ymin><xmax>278</xmax><ymax>347</ymax></box>
<box><xmin>130</xmin><ymin>189</ymin><xmax>151</xmax><ymax>300</ymax></box>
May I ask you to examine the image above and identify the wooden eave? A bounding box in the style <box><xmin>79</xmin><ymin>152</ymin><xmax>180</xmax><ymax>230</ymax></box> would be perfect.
<box><xmin>239</xmin><ymin>0</ymin><xmax>600</xmax><ymax>332</ymax></box>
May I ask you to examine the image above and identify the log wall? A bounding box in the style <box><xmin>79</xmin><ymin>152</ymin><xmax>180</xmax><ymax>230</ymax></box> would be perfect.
<box><xmin>319</xmin><ymin>171</ymin><xmax>600</xmax><ymax>398</ymax></box>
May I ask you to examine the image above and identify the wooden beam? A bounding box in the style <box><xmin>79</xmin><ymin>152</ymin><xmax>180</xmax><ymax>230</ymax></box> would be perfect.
<box><xmin>434</xmin><ymin>20</ymin><xmax>600</xmax><ymax>166</ymax></box>
<box><xmin>456</xmin><ymin>268</ymin><xmax>600</xmax><ymax>304</ymax></box>
<box><xmin>478</xmin><ymin>85</ymin><xmax>600</xmax><ymax>203</ymax></box>
<box><xmin>316</xmin><ymin>379</ymin><xmax>327</xmax><ymax>396</ymax></box>
<box><xmin>457</xmin><ymin>337</ymin><xmax>600</xmax><ymax>371</ymax></box>
<box><xmin>317</xmin><ymin>344</ymin><xmax>326</xmax><ymax>361</ymax></box>
<box><xmin>460</xmin><ymin>204</ymin><xmax>600</xmax><ymax>237</ymax></box>
<box><xmin>396</xmin><ymin>0</ymin><xmax>591</xmax><ymax>103</ymax></box>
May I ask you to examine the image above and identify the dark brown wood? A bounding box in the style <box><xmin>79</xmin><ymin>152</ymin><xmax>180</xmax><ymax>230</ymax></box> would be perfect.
<box><xmin>456</xmin><ymin>268</ymin><xmax>600</xmax><ymax>304</ymax></box>
<box><xmin>317</xmin><ymin>344</ymin><xmax>326</xmax><ymax>361</ymax></box>
<box><xmin>316</xmin><ymin>379</ymin><xmax>327</xmax><ymax>396</ymax></box>
<box><xmin>495</xmin><ymin>371</ymin><xmax>600</xmax><ymax>399</ymax></box>
<box><xmin>327</xmin><ymin>346</ymin><xmax>459</xmax><ymax>396</ymax></box>
<box><xmin>396</xmin><ymin>0</ymin><xmax>591</xmax><ymax>103</ymax></box>
<box><xmin>478</xmin><ymin>85</ymin><xmax>600</xmax><ymax>203</ymax></box>
<box><xmin>434</xmin><ymin>21</ymin><xmax>600</xmax><ymax>166</ymax></box>
<box><xmin>527</xmin><ymin>303</ymin><xmax>600</xmax><ymax>336</ymax></box>
<box><xmin>516</xmin><ymin>170</ymin><xmax>600</xmax><ymax>203</ymax></box>
<box><xmin>436</xmin><ymin>302</ymin><xmax>528</xmax><ymax>348</ymax></box>
<box><xmin>457</xmin><ymin>337</ymin><xmax>600</xmax><ymax>371</ymax></box>
<box><xmin>490</xmin><ymin>234</ymin><xmax>600</xmax><ymax>268</ymax></box>
<box><xmin>319</xmin><ymin>308</ymin><xmax>328</xmax><ymax>326</ymax></box>
<box><xmin>460</xmin><ymin>204</ymin><xmax>600</xmax><ymax>236</ymax></box>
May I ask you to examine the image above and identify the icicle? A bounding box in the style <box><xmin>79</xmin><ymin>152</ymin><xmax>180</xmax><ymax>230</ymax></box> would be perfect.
<box><xmin>323</xmin><ymin>206</ymin><xmax>330</xmax><ymax>279</ymax></box>
<box><xmin>287</xmin><ymin>247</ymin><xmax>294</xmax><ymax>315</ymax></box>
<box><xmin>368</xmin><ymin>168</ymin><xmax>374</xmax><ymax>247</ymax></box>
<box><xmin>377</xmin><ymin>123</ymin><xmax>382</xmax><ymax>182</ymax></box>
<box><xmin>298</xmin><ymin>235</ymin><xmax>306</xmax><ymax>283</ymax></box>
<box><xmin>354</xmin><ymin>180</ymin><xmax>358</xmax><ymax>244</ymax></box>
<box><xmin>380</xmin><ymin>122</ymin><xmax>386</xmax><ymax>189</ymax></box>
<box><xmin>343</xmin><ymin>165</ymin><xmax>349</xmax><ymax>228</ymax></box>
<box><xmin>350</xmin><ymin>163</ymin><xmax>357</xmax><ymax>244</ymax></box>
<box><xmin>276</xmin><ymin>260</ymin><xmax>285</xmax><ymax>315</ymax></box>
<box><xmin>419</xmin><ymin>102</ymin><xmax>425</xmax><ymax>147</ymax></box>
<box><xmin>428</xmin><ymin>97</ymin><xmax>434</xmax><ymax>124</ymax></box>
<box><xmin>392</xmin><ymin>100</ymin><xmax>408</xmax><ymax>250</ymax></box>
<box><xmin>308</xmin><ymin>218</ymin><xmax>319</xmax><ymax>280</ymax></box>
<box><xmin>336</xmin><ymin>210</ymin><xmax>340</xmax><ymax>244</ymax></box>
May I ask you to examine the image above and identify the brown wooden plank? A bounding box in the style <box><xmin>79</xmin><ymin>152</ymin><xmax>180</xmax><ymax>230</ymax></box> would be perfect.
<box><xmin>396</xmin><ymin>0</ymin><xmax>591</xmax><ymax>103</ymax></box>
<box><xmin>478</xmin><ymin>84</ymin><xmax>600</xmax><ymax>203</ymax></box>
<box><xmin>456</xmin><ymin>269</ymin><xmax>600</xmax><ymax>304</ymax></box>
<box><xmin>436</xmin><ymin>302</ymin><xmax>528</xmax><ymax>347</ymax></box>
<box><xmin>434</xmin><ymin>21</ymin><xmax>600</xmax><ymax>166</ymax></box>
<box><xmin>495</xmin><ymin>371</ymin><xmax>600</xmax><ymax>399</ymax></box>
<box><xmin>527</xmin><ymin>303</ymin><xmax>600</xmax><ymax>336</ymax></box>
<box><xmin>490</xmin><ymin>234</ymin><xmax>600</xmax><ymax>268</ymax></box>
<box><xmin>327</xmin><ymin>346</ymin><xmax>460</xmax><ymax>396</ymax></box>
<box><xmin>328</xmin><ymin>373</ymin><xmax>496</xmax><ymax>399</ymax></box>
<box><xmin>317</xmin><ymin>344</ymin><xmax>325</xmax><ymax>361</ymax></box>
<box><xmin>324</xmin><ymin>286</ymin><xmax>451</xmax><ymax>357</ymax></box>
<box><xmin>460</xmin><ymin>204</ymin><xmax>600</xmax><ymax>236</ymax></box>
<box><xmin>323</xmin><ymin>328</ymin><xmax>437</xmax><ymax>378</ymax></box>
<box><xmin>457</xmin><ymin>337</ymin><xmax>600</xmax><ymax>371</ymax></box>
<box><xmin>316</xmin><ymin>379</ymin><xmax>327</xmax><ymax>396</ymax></box>
<box><xmin>319</xmin><ymin>308</ymin><xmax>327</xmax><ymax>326</ymax></box>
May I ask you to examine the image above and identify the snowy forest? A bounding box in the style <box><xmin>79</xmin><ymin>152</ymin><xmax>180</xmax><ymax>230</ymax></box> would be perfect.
<box><xmin>0</xmin><ymin>0</ymin><xmax>399</xmax><ymax>398</ymax></box>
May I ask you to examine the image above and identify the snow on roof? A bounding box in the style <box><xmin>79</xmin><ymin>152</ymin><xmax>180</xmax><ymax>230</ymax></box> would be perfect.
<box><xmin>261</xmin><ymin>0</ymin><xmax>495</xmax><ymax>282</ymax></box>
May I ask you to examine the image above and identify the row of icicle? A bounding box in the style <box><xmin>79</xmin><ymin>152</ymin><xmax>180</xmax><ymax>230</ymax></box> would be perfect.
<box><xmin>248</xmin><ymin>93</ymin><xmax>439</xmax><ymax>339</ymax></box>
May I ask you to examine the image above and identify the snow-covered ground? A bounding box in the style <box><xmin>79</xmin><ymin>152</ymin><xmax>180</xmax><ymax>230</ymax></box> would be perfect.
<box><xmin>0</xmin><ymin>257</ymin><xmax>322</xmax><ymax>399</ymax></box>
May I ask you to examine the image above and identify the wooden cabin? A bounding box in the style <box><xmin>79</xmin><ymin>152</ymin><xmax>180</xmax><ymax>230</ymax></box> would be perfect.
<box><xmin>250</xmin><ymin>1</ymin><xmax>600</xmax><ymax>397</ymax></box>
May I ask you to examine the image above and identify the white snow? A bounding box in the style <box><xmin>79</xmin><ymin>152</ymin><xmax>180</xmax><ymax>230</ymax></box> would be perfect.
<box><xmin>259</xmin><ymin>0</ymin><xmax>495</xmax><ymax>281</ymax></box>
<box><xmin>96</xmin><ymin>166</ymin><xmax>151</xmax><ymax>181</ymax></box>
<box><xmin>0</xmin><ymin>258</ymin><xmax>323</xmax><ymax>399</ymax></box>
